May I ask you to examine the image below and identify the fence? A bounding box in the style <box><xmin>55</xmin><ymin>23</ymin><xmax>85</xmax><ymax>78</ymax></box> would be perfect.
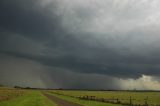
<box><xmin>51</xmin><ymin>92</ymin><xmax>160</xmax><ymax>106</ymax></box>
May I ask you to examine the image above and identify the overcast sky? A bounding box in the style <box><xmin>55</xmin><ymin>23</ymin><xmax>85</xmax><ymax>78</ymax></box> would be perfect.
<box><xmin>1</xmin><ymin>0</ymin><xmax>160</xmax><ymax>90</ymax></box>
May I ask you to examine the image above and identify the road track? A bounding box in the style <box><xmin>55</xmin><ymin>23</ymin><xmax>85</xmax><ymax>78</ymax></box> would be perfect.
<box><xmin>43</xmin><ymin>93</ymin><xmax>83</xmax><ymax>106</ymax></box>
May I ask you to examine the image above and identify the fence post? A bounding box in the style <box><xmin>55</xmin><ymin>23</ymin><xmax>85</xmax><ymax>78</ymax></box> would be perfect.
<box><xmin>112</xmin><ymin>97</ymin><xmax>114</xmax><ymax>103</ymax></box>
<box><xmin>116</xmin><ymin>98</ymin><xmax>119</xmax><ymax>103</ymax></box>
<box><xmin>130</xmin><ymin>96</ymin><xmax>132</xmax><ymax>106</ymax></box>
<box><xmin>144</xmin><ymin>96</ymin><xmax>148</xmax><ymax>106</ymax></box>
<box><xmin>87</xmin><ymin>95</ymin><xmax>89</xmax><ymax>99</ymax></box>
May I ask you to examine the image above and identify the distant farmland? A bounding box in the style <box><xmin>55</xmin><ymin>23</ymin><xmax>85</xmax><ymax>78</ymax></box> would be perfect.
<box><xmin>50</xmin><ymin>90</ymin><xmax>160</xmax><ymax>106</ymax></box>
<box><xmin>1</xmin><ymin>87</ymin><xmax>160</xmax><ymax>106</ymax></box>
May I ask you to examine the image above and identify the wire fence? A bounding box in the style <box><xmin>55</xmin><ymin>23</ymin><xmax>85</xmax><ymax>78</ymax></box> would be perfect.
<box><xmin>51</xmin><ymin>92</ymin><xmax>160</xmax><ymax>106</ymax></box>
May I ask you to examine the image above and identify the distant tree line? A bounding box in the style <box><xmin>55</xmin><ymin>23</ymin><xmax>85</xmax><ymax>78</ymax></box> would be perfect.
<box><xmin>14</xmin><ymin>86</ymin><xmax>31</xmax><ymax>89</ymax></box>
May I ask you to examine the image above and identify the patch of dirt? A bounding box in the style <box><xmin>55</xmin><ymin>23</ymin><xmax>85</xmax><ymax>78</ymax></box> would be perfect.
<box><xmin>43</xmin><ymin>93</ymin><xmax>83</xmax><ymax>106</ymax></box>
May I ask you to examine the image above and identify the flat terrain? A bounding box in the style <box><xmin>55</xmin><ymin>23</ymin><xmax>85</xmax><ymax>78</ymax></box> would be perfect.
<box><xmin>0</xmin><ymin>88</ymin><xmax>57</xmax><ymax>106</ymax></box>
<box><xmin>50</xmin><ymin>90</ymin><xmax>160</xmax><ymax>106</ymax></box>
<box><xmin>1</xmin><ymin>87</ymin><xmax>160</xmax><ymax>106</ymax></box>
<box><xmin>0</xmin><ymin>88</ymin><xmax>121</xmax><ymax>106</ymax></box>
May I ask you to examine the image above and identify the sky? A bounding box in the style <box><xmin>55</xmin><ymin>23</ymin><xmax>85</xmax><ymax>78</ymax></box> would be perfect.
<box><xmin>1</xmin><ymin>0</ymin><xmax>160</xmax><ymax>90</ymax></box>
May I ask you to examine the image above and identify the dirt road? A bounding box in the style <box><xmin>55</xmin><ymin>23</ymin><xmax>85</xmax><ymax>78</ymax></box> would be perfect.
<box><xmin>43</xmin><ymin>93</ymin><xmax>83</xmax><ymax>106</ymax></box>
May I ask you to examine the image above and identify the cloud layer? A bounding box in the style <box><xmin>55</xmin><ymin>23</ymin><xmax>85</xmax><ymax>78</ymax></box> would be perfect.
<box><xmin>1</xmin><ymin>0</ymin><xmax>160</xmax><ymax>90</ymax></box>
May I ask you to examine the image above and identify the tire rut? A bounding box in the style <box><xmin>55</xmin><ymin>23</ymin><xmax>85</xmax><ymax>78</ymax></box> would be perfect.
<box><xmin>43</xmin><ymin>93</ymin><xmax>83</xmax><ymax>106</ymax></box>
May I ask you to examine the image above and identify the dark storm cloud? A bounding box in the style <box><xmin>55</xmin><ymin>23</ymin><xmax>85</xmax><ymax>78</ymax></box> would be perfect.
<box><xmin>0</xmin><ymin>0</ymin><xmax>62</xmax><ymax>40</ymax></box>
<box><xmin>0</xmin><ymin>53</ymin><xmax>120</xmax><ymax>89</ymax></box>
<box><xmin>1</xmin><ymin>0</ymin><xmax>160</xmax><ymax>89</ymax></box>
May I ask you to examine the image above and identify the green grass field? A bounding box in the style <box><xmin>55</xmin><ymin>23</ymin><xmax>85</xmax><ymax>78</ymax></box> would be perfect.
<box><xmin>50</xmin><ymin>90</ymin><xmax>160</xmax><ymax>105</ymax></box>
<box><xmin>0</xmin><ymin>89</ymin><xmax>57</xmax><ymax>106</ymax></box>
<box><xmin>1</xmin><ymin>87</ymin><xmax>160</xmax><ymax>106</ymax></box>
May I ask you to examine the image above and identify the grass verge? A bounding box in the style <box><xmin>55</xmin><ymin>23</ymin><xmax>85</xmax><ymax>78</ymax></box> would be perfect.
<box><xmin>0</xmin><ymin>91</ymin><xmax>57</xmax><ymax>106</ymax></box>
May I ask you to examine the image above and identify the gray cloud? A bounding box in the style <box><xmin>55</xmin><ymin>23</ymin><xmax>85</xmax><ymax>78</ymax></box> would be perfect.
<box><xmin>1</xmin><ymin>0</ymin><xmax>160</xmax><ymax>89</ymax></box>
<box><xmin>0</xmin><ymin>53</ymin><xmax>47</xmax><ymax>88</ymax></box>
